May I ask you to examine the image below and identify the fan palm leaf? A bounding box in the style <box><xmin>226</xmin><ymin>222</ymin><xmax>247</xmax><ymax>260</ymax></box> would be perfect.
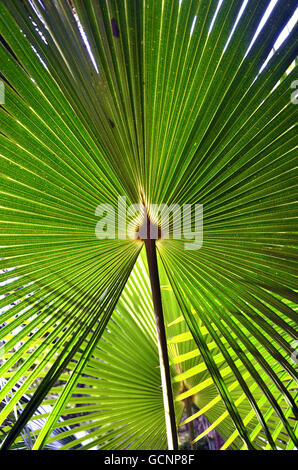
<box><xmin>0</xmin><ymin>0</ymin><xmax>297</xmax><ymax>450</ymax></box>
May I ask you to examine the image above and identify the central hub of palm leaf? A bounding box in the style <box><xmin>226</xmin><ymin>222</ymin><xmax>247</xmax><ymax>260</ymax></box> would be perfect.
<box><xmin>135</xmin><ymin>214</ymin><xmax>161</xmax><ymax>241</ymax></box>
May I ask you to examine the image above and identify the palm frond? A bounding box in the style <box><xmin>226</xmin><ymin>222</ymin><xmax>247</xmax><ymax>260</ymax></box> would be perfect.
<box><xmin>0</xmin><ymin>0</ymin><xmax>297</xmax><ymax>450</ymax></box>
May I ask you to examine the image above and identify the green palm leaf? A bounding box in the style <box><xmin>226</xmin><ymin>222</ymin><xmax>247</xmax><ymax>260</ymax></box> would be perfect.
<box><xmin>0</xmin><ymin>0</ymin><xmax>297</xmax><ymax>450</ymax></box>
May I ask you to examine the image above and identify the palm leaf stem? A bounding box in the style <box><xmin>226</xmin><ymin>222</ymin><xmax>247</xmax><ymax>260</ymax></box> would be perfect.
<box><xmin>144</xmin><ymin>231</ymin><xmax>178</xmax><ymax>450</ymax></box>
<box><xmin>184</xmin><ymin>395</ymin><xmax>195</xmax><ymax>450</ymax></box>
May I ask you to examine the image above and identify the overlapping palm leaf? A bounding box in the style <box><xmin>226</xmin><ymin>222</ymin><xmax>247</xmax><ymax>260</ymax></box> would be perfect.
<box><xmin>0</xmin><ymin>0</ymin><xmax>297</xmax><ymax>450</ymax></box>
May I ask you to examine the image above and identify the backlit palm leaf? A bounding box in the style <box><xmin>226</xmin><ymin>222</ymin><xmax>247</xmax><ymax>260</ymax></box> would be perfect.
<box><xmin>0</xmin><ymin>0</ymin><xmax>297</xmax><ymax>450</ymax></box>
